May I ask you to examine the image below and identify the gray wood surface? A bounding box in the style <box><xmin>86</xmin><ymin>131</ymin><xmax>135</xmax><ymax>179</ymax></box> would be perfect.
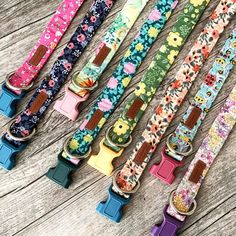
<box><xmin>0</xmin><ymin>0</ymin><xmax>235</xmax><ymax>235</ymax></box>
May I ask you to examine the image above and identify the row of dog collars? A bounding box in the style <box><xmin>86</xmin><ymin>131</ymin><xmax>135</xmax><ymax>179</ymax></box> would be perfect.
<box><xmin>0</xmin><ymin>0</ymin><xmax>235</xmax><ymax>234</ymax></box>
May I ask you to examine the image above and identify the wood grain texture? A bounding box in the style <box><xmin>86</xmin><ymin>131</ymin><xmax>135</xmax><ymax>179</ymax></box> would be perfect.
<box><xmin>0</xmin><ymin>0</ymin><xmax>235</xmax><ymax>235</ymax></box>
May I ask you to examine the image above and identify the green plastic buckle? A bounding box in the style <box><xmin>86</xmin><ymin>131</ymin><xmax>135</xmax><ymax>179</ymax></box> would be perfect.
<box><xmin>46</xmin><ymin>154</ymin><xmax>78</xmax><ymax>188</ymax></box>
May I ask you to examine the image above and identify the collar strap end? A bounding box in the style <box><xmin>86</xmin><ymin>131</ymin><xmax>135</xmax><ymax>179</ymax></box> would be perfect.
<box><xmin>87</xmin><ymin>139</ymin><xmax>123</xmax><ymax>176</ymax></box>
<box><xmin>96</xmin><ymin>186</ymin><xmax>130</xmax><ymax>223</ymax></box>
<box><xmin>54</xmin><ymin>84</ymin><xmax>89</xmax><ymax>121</ymax></box>
<box><xmin>0</xmin><ymin>137</ymin><xmax>26</xmax><ymax>170</ymax></box>
<box><xmin>149</xmin><ymin>146</ymin><xmax>184</xmax><ymax>185</ymax></box>
<box><xmin>151</xmin><ymin>205</ymin><xmax>184</xmax><ymax>236</ymax></box>
<box><xmin>0</xmin><ymin>84</ymin><xmax>24</xmax><ymax>118</ymax></box>
<box><xmin>46</xmin><ymin>154</ymin><xmax>79</xmax><ymax>188</ymax></box>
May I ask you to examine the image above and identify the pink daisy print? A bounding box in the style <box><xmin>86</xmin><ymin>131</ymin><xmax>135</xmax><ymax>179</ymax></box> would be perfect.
<box><xmin>107</xmin><ymin>77</ymin><xmax>118</xmax><ymax>89</ymax></box>
<box><xmin>124</xmin><ymin>62</ymin><xmax>135</xmax><ymax>74</ymax></box>
<box><xmin>98</xmin><ymin>98</ymin><xmax>113</xmax><ymax>112</ymax></box>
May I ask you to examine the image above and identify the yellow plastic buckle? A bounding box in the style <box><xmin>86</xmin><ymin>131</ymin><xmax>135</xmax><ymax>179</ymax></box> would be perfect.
<box><xmin>87</xmin><ymin>138</ymin><xmax>123</xmax><ymax>176</ymax></box>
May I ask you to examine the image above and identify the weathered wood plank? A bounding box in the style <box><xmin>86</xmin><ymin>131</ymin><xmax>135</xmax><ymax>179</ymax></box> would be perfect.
<box><xmin>0</xmin><ymin>0</ymin><xmax>235</xmax><ymax>236</ymax></box>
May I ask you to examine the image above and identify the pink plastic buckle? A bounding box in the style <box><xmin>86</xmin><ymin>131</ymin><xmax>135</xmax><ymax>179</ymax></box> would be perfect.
<box><xmin>149</xmin><ymin>146</ymin><xmax>184</xmax><ymax>185</ymax></box>
<box><xmin>54</xmin><ymin>84</ymin><xmax>89</xmax><ymax>121</ymax></box>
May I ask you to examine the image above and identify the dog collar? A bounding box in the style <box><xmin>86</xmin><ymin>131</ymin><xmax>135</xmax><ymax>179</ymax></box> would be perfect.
<box><xmin>151</xmin><ymin>82</ymin><xmax>236</xmax><ymax>236</ymax></box>
<box><xmin>88</xmin><ymin>0</ymin><xmax>211</xmax><ymax>176</ymax></box>
<box><xmin>0</xmin><ymin>0</ymin><xmax>84</xmax><ymax>118</ymax></box>
<box><xmin>46</xmin><ymin>0</ymin><xmax>179</xmax><ymax>188</ymax></box>
<box><xmin>0</xmin><ymin>0</ymin><xmax>116</xmax><ymax>170</ymax></box>
<box><xmin>96</xmin><ymin>1</ymin><xmax>236</xmax><ymax>223</ymax></box>
<box><xmin>53</xmin><ymin>0</ymin><xmax>150</xmax><ymax>121</ymax></box>
<box><xmin>150</xmin><ymin>27</ymin><xmax>236</xmax><ymax>184</ymax></box>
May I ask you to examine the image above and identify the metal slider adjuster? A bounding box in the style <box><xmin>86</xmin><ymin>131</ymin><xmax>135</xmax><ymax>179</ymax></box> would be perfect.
<box><xmin>7</xmin><ymin>120</ymin><xmax>36</xmax><ymax>142</ymax></box>
<box><xmin>54</xmin><ymin>72</ymin><xmax>98</xmax><ymax>121</ymax></box>
<box><xmin>5</xmin><ymin>72</ymin><xmax>34</xmax><ymax>91</ymax></box>
<box><xmin>88</xmin><ymin>127</ymin><xmax>132</xmax><ymax>176</ymax></box>
<box><xmin>166</xmin><ymin>133</ymin><xmax>193</xmax><ymax>157</ymax></box>
<box><xmin>46</xmin><ymin>137</ymin><xmax>91</xmax><ymax>188</ymax></box>
<box><xmin>96</xmin><ymin>170</ymin><xmax>140</xmax><ymax>223</ymax></box>
<box><xmin>169</xmin><ymin>190</ymin><xmax>197</xmax><ymax>216</ymax></box>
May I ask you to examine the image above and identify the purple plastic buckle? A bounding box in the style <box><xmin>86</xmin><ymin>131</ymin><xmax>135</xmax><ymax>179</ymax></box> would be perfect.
<box><xmin>149</xmin><ymin>146</ymin><xmax>184</xmax><ymax>185</ymax></box>
<box><xmin>151</xmin><ymin>205</ymin><xmax>185</xmax><ymax>236</ymax></box>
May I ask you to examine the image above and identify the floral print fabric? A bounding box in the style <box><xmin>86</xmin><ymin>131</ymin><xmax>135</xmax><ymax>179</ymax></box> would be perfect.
<box><xmin>8</xmin><ymin>0</ymin><xmax>85</xmax><ymax>90</ymax></box>
<box><xmin>167</xmin><ymin>82</ymin><xmax>236</xmax><ymax>221</ymax></box>
<box><xmin>69</xmin><ymin>0</ymin><xmax>149</xmax><ymax>97</ymax></box>
<box><xmin>104</xmin><ymin>0</ymin><xmax>210</xmax><ymax>153</ymax></box>
<box><xmin>115</xmin><ymin>0</ymin><xmax>236</xmax><ymax>193</ymax></box>
<box><xmin>4</xmin><ymin>0</ymin><xmax>115</xmax><ymax>147</ymax></box>
<box><xmin>63</xmin><ymin>0</ymin><xmax>178</xmax><ymax>164</ymax></box>
<box><xmin>167</xmin><ymin>28</ymin><xmax>236</xmax><ymax>161</ymax></box>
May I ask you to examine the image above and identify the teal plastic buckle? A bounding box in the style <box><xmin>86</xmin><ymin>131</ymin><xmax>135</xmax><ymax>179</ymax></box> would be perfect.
<box><xmin>46</xmin><ymin>154</ymin><xmax>79</xmax><ymax>188</ymax></box>
<box><xmin>0</xmin><ymin>137</ymin><xmax>26</xmax><ymax>170</ymax></box>
<box><xmin>96</xmin><ymin>186</ymin><xmax>130</xmax><ymax>223</ymax></box>
<box><xmin>0</xmin><ymin>84</ymin><xmax>24</xmax><ymax>118</ymax></box>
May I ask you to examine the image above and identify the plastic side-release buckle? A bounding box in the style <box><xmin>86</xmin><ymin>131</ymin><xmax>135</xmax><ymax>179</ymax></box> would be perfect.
<box><xmin>53</xmin><ymin>84</ymin><xmax>89</xmax><ymax>121</ymax></box>
<box><xmin>0</xmin><ymin>137</ymin><xmax>26</xmax><ymax>170</ymax></box>
<box><xmin>151</xmin><ymin>205</ymin><xmax>185</xmax><ymax>236</ymax></box>
<box><xmin>0</xmin><ymin>84</ymin><xmax>24</xmax><ymax>118</ymax></box>
<box><xmin>46</xmin><ymin>154</ymin><xmax>79</xmax><ymax>188</ymax></box>
<box><xmin>96</xmin><ymin>186</ymin><xmax>130</xmax><ymax>223</ymax></box>
<box><xmin>87</xmin><ymin>139</ymin><xmax>123</xmax><ymax>176</ymax></box>
<box><xmin>149</xmin><ymin>146</ymin><xmax>184</xmax><ymax>185</ymax></box>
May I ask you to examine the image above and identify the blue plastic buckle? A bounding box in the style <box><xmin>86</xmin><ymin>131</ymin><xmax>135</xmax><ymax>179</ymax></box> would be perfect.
<box><xmin>46</xmin><ymin>154</ymin><xmax>79</xmax><ymax>188</ymax></box>
<box><xmin>0</xmin><ymin>83</ymin><xmax>24</xmax><ymax>118</ymax></box>
<box><xmin>151</xmin><ymin>205</ymin><xmax>185</xmax><ymax>236</ymax></box>
<box><xmin>0</xmin><ymin>137</ymin><xmax>26</xmax><ymax>170</ymax></box>
<box><xmin>96</xmin><ymin>186</ymin><xmax>130</xmax><ymax>223</ymax></box>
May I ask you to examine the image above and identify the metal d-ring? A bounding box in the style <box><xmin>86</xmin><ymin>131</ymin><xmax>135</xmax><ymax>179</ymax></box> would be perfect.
<box><xmin>5</xmin><ymin>72</ymin><xmax>34</xmax><ymax>91</ymax></box>
<box><xmin>7</xmin><ymin>120</ymin><xmax>36</xmax><ymax>142</ymax></box>
<box><xmin>71</xmin><ymin>71</ymin><xmax>99</xmax><ymax>91</ymax></box>
<box><xmin>105</xmin><ymin>126</ymin><xmax>132</xmax><ymax>148</ymax></box>
<box><xmin>112</xmin><ymin>169</ymin><xmax>140</xmax><ymax>195</ymax></box>
<box><xmin>169</xmin><ymin>190</ymin><xmax>197</xmax><ymax>216</ymax></box>
<box><xmin>166</xmin><ymin>133</ymin><xmax>193</xmax><ymax>157</ymax></box>
<box><xmin>63</xmin><ymin>137</ymin><xmax>92</xmax><ymax>160</ymax></box>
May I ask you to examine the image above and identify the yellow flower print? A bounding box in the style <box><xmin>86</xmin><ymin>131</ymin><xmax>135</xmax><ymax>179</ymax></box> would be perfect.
<box><xmin>135</xmin><ymin>82</ymin><xmax>146</xmax><ymax>96</ymax></box>
<box><xmin>166</xmin><ymin>11</ymin><xmax>171</xmax><ymax>19</ymax></box>
<box><xmin>98</xmin><ymin>117</ymin><xmax>106</xmax><ymax>128</ymax></box>
<box><xmin>160</xmin><ymin>45</ymin><xmax>167</xmax><ymax>53</ymax></box>
<box><xmin>135</xmin><ymin>43</ymin><xmax>144</xmax><ymax>51</ymax></box>
<box><xmin>84</xmin><ymin>134</ymin><xmax>93</xmax><ymax>143</ymax></box>
<box><xmin>124</xmin><ymin>49</ymin><xmax>131</xmax><ymax>58</ymax></box>
<box><xmin>167</xmin><ymin>50</ymin><xmax>178</xmax><ymax>64</ymax></box>
<box><xmin>122</xmin><ymin>77</ymin><xmax>130</xmax><ymax>87</ymax></box>
<box><xmin>113</xmin><ymin>120</ymin><xmax>129</xmax><ymax>135</ymax></box>
<box><xmin>167</xmin><ymin>32</ymin><xmax>183</xmax><ymax>47</ymax></box>
<box><xmin>69</xmin><ymin>139</ymin><xmax>79</xmax><ymax>150</ymax></box>
<box><xmin>118</xmin><ymin>138</ymin><xmax>123</xmax><ymax>143</ymax></box>
<box><xmin>148</xmin><ymin>27</ymin><xmax>159</xmax><ymax>37</ymax></box>
<box><xmin>190</xmin><ymin>0</ymin><xmax>205</xmax><ymax>7</ymax></box>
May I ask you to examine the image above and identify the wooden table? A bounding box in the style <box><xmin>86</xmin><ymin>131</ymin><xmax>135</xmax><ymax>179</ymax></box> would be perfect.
<box><xmin>0</xmin><ymin>0</ymin><xmax>235</xmax><ymax>235</ymax></box>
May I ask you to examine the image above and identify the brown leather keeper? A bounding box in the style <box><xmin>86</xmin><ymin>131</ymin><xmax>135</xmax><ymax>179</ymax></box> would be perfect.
<box><xmin>189</xmin><ymin>160</ymin><xmax>206</xmax><ymax>184</ymax></box>
<box><xmin>29</xmin><ymin>91</ymin><xmax>48</xmax><ymax>114</ymax></box>
<box><xmin>184</xmin><ymin>106</ymin><xmax>202</xmax><ymax>130</ymax></box>
<box><xmin>85</xmin><ymin>109</ymin><xmax>104</xmax><ymax>130</ymax></box>
<box><xmin>29</xmin><ymin>45</ymin><xmax>48</xmax><ymax>66</ymax></box>
<box><xmin>93</xmin><ymin>45</ymin><xmax>111</xmax><ymax>67</ymax></box>
<box><xmin>134</xmin><ymin>142</ymin><xmax>152</xmax><ymax>165</ymax></box>
<box><xmin>126</xmin><ymin>97</ymin><xmax>144</xmax><ymax>119</ymax></box>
